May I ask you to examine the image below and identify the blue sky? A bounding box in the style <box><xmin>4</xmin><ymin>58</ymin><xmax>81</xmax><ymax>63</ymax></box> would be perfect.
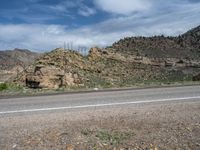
<box><xmin>0</xmin><ymin>0</ymin><xmax>200</xmax><ymax>51</ymax></box>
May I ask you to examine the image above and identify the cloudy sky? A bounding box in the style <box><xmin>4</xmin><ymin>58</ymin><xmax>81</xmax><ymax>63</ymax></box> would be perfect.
<box><xmin>0</xmin><ymin>0</ymin><xmax>200</xmax><ymax>51</ymax></box>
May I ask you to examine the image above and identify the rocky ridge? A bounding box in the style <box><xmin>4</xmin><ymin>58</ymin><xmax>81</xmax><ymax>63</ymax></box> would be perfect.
<box><xmin>110</xmin><ymin>25</ymin><xmax>200</xmax><ymax>59</ymax></box>
<box><xmin>13</xmin><ymin>47</ymin><xmax>200</xmax><ymax>89</ymax></box>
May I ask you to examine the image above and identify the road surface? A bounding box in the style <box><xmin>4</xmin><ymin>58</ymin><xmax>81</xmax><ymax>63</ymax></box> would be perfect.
<box><xmin>0</xmin><ymin>85</ymin><xmax>200</xmax><ymax>115</ymax></box>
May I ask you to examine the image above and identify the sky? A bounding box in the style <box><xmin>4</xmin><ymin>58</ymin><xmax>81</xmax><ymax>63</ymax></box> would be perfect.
<box><xmin>0</xmin><ymin>0</ymin><xmax>200</xmax><ymax>51</ymax></box>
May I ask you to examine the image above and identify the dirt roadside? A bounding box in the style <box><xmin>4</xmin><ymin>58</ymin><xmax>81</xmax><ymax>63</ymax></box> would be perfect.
<box><xmin>0</xmin><ymin>101</ymin><xmax>200</xmax><ymax>150</ymax></box>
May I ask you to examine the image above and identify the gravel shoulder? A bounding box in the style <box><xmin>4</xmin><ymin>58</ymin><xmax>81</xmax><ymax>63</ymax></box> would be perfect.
<box><xmin>0</xmin><ymin>101</ymin><xmax>200</xmax><ymax>149</ymax></box>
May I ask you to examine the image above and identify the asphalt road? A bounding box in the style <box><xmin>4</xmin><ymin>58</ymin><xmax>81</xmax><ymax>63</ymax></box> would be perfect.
<box><xmin>0</xmin><ymin>85</ymin><xmax>200</xmax><ymax>116</ymax></box>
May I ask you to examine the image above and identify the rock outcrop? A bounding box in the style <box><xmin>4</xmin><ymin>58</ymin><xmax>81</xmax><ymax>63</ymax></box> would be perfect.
<box><xmin>25</xmin><ymin>65</ymin><xmax>81</xmax><ymax>89</ymax></box>
<box><xmin>12</xmin><ymin>49</ymin><xmax>84</xmax><ymax>89</ymax></box>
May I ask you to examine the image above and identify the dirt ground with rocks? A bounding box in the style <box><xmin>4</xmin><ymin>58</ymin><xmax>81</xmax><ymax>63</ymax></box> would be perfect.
<box><xmin>0</xmin><ymin>101</ymin><xmax>200</xmax><ymax>150</ymax></box>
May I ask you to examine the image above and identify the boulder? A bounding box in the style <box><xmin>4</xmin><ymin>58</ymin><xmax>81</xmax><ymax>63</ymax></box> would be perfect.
<box><xmin>88</xmin><ymin>47</ymin><xmax>102</xmax><ymax>60</ymax></box>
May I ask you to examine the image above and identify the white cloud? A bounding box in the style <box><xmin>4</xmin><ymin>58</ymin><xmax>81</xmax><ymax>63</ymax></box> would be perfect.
<box><xmin>94</xmin><ymin>0</ymin><xmax>152</xmax><ymax>15</ymax></box>
<box><xmin>47</xmin><ymin>0</ymin><xmax>96</xmax><ymax>17</ymax></box>
<box><xmin>78</xmin><ymin>5</ymin><xmax>96</xmax><ymax>17</ymax></box>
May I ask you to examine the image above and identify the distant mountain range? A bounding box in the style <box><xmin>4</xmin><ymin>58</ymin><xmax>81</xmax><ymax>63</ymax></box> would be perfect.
<box><xmin>0</xmin><ymin>48</ymin><xmax>40</xmax><ymax>70</ymax></box>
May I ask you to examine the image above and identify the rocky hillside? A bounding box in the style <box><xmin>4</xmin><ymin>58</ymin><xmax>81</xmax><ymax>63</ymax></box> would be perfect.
<box><xmin>13</xmin><ymin>47</ymin><xmax>200</xmax><ymax>89</ymax></box>
<box><xmin>110</xmin><ymin>26</ymin><xmax>200</xmax><ymax>59</ymax></box>
<box><xmin>181</xmin><ymin>25</ymin><xmax>200</xmax><ymax>50</ymax></box>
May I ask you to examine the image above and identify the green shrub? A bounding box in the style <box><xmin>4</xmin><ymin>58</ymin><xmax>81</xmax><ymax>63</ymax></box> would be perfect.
<box><xmin>0</xmin><ymin>83</ymin><xmax>8</xmax><ymax>91</ymax></box>
<box><xmin>0</xmin><ymin>83</ymin><xmax>23</xmax><ymax>92</ymax></box>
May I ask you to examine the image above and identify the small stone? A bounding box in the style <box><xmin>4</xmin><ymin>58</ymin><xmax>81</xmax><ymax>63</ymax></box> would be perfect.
<box><xmin>155</xmin><ymin>146</ymin><xmax>159</xmax><ymax>150</ymax></box>
<box><xmin>66</xmin><ymin>144</ymin><xmax>74</xmax><ymax>150</ymax></box>
<box><xmin>94</xmin><ymin>88</ymin><xmax>99</xmax><ymax>91</ymax></box>
<box><xmin>12</xmin><ymin>144</ymin><xmax>17</xmax><ymax>149</ymax></box>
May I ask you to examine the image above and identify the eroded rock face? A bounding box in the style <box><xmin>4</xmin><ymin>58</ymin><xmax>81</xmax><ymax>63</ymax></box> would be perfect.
<box><xmin>25</xmin><ymin>65</ymin><xmax>81</xmax><ymax>89</ymax></box>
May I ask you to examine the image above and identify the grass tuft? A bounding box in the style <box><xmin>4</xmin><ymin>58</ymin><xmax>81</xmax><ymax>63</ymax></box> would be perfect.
<box><xmin>96</xmin><ymin>130</ymin><xmax>133</xmax><ymax>145</ymax></box>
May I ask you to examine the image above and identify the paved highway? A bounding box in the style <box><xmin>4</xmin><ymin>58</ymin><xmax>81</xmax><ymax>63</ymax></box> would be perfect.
<box><xmin>0</xmin><ymin>85</ymin><xmax>200</xmax><ymax>115</ymax></box>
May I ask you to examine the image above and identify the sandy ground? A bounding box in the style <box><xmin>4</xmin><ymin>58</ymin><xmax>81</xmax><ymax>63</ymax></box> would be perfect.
<box><xmin>0</xmin><ymin>101</ymin><xmax>200</xmax><ymax>150</ymax></box>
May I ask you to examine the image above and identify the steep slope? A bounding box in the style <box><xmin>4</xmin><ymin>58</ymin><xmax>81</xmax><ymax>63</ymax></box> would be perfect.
<box><xmin>180</xmin><ymin>25</ymin><xmax>200</xmax><ymax>50</ymax></box>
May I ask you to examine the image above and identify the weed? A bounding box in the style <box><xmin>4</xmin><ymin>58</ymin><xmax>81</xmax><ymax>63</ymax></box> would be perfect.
<box><xmin>96</xmin><ymin>130</ymin><xmax>133</xmax><ymax>145</ymax></box>
<box><xmin>81</xmin><ymin>129</ymin><xmax>93</xmax><ymax>136</ymax></box>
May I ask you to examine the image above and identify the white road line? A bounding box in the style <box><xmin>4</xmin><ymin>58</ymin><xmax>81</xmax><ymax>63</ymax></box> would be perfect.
<box><xmin>0</xmin><ymin>96</ymin><xmax>200</xmax><ymax>115</ymax></box>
